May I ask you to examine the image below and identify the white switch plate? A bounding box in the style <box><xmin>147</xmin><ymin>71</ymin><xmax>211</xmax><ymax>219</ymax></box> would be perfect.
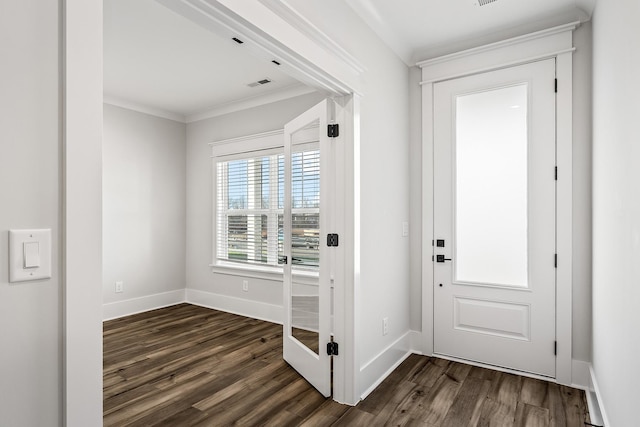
<box><xmin>9</xmin><ymin>229</ymin><xmax>52</xmax><ymax>282</ymax></box>
<box><xmin>242</xmin><ymin>280</ymin><xmax>248</xmax><ymax>292</ymax></box>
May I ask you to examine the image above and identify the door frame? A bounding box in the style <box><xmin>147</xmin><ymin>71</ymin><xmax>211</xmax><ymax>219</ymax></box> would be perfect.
<box><xmin>419</xmin><ymin>22</ymin><xmax>578</xmax><ymax>385</ymax></box>
<box><xmin>64</xmin><ymin>0</ymin><xmax>363</xmax><ymax>423</ymax></box>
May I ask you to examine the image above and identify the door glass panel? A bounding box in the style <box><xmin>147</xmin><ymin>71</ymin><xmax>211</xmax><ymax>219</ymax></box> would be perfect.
<box><xmin>455</xmin><ymin>84</ymin><xmax>528</xmax><ymax>287</ymax></box>
<box><xmin>288</xmin><ymin>120</ymin><xmax>320</xmax><ymax>354</ymax></box>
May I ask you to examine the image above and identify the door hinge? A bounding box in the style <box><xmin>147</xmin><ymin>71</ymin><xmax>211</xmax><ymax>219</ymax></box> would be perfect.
<box><xmin>327</xmin><ymin>342</ymin><xmax>339</xmax><ymax>356</ymax></box>
<box><xmin>327</xmin><ymin>124</ymin><xmax>339</xmax><ymax>138</ymax></box>
<box><xmin>554</xmin><ymin>341</ymin><xmax>557</xmax><ymax>355</ymax></box>
<box><xmin>554</xmin><ymin>254</ymin><xmax>557</xmax><ymax>268</ymax></box>
<box><xmin>327</xmin><ymin>233</ymin><xmax>339</xmax><ymax>247</ymax></box>
<box><xmin>555</xmin><ymin>166</ymin><xmax>558</xmax><ymax>180</ymax></box>
<box><xmin>554</xmin><ymin>78</ymin><xmax>558</xmax><ymax>93</ymax></box>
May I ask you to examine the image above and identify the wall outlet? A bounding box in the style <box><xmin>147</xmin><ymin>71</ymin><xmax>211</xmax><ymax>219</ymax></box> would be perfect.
<box><xmin>115</xmin><ymin>281</ymin><xmax>124</xmax><ymax>293</ymax></box>
<box><xmin>402</xmin><ymin>222</ymin><xmax>409</xmax><ymax>237</ymax></box>
<box><xmin>383</xmin><ymin>317</ymin><xmax>389</xmax><ymax>335</ymax></box>
<box><xmin>242</xmin><ymin>280</ymin><xmax>248</xmax><ymax>292</ymax></box>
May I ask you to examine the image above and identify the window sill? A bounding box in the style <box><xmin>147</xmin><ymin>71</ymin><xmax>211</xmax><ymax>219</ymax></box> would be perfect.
<box><xmin>209</xmin><ymin>262</ymin><xmax>319</xmax><ymax>284</ymax></box>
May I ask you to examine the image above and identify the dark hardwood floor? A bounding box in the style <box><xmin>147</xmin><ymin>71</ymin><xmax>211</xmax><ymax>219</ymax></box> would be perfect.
<box><xmin>104</xmin><ymin>303</ymin><xmax>590</xmax><ymax>426</ymax></box>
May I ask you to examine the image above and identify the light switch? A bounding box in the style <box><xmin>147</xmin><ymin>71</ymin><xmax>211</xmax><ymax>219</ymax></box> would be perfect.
<box><xmin>9</xmin><ymin>229</ymin><xmax>52</xmax><ymax>282</ymax></box>
<box><xmin>24</xmin><ymin>242</ymin><xmax>41</xmax><ymax>268</ymax></box>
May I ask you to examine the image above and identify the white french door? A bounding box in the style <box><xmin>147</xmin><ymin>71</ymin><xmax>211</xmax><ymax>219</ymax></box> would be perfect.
<box><xmin>433</xmin><ymin>59</ymin><xmax>557</xmax><ymax>377</ymax></box>
<box><xmin>282</xmin><ymin>99</ymin><xmax>335</xmax><ymax>396</ymax></box>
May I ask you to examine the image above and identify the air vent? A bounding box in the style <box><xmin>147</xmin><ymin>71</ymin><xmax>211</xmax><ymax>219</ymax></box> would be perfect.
<box><xmin>476</xmin><ymin>0</ymin><xmax>498</xmax><ymax>5</ymax></box>
<box><xmin>247</xmin><ymin>78</ymin><xmax>272</xmax><ymax>88</ymax></box>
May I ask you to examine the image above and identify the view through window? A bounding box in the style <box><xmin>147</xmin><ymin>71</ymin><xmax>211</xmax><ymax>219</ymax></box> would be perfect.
<box><xmin>216</xmin><ymin>149</ymin><xmax>320</xmax><ymax>269</ymax></box>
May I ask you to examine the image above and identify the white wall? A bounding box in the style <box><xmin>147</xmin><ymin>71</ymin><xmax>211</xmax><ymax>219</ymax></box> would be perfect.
<box><xmin>0</xmin><ymin>1</ymin><xmax>62</xmax><ymax>425</ymax></box>
<box><xmin>282</xmin><ymin>0</ymin><xmax>412</xmax><ymax>399</ymax></box>
<box><xmin>408</xmin><ymin>23</ymin><xmax>594</xmax><ymax>367</ymax></box>
<box><xmin>102</xmin><ymin>105</ymin><xmax>186</xmax><ymax>316</ymax></box>
<box><xmin>185</xmin><ymin>93</ymin><xmax>324</xmax><ymax>314</ymax></box>
<box><xmin>591</xmin><ymin>0</ymin><xmax>640</xmax><ymax>425</ymax></box>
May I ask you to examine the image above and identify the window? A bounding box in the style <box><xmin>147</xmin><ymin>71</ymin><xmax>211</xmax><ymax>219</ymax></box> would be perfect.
<box><xmin>215</xmin><ymin>147</ymin><xmax>320</xmax><ymax>271</ymax></box>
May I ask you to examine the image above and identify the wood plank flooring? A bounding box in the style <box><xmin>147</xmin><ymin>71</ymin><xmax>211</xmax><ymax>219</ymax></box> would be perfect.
<box><xmin>104</xmin><ymin>303</ymin><xmax>590</xmax><ymax>426</ymax></box>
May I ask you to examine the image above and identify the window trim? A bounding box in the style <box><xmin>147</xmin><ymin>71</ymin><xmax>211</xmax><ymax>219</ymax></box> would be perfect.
<box><xmin>210</xmin><ymin>129</ymin><xmax>322</xmax><ymax>278</ymax></box>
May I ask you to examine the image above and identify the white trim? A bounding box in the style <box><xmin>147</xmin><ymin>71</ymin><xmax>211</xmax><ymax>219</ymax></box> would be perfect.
<box><xmin>420</xmin><ymin>23</ymin><xmax>576</xmax><ymax>385</ymax></box>
<box><xmin>104</xmin><ymin>84</ymin><xmax>317</xmax><ymax>124</ymax></box>
<box><xmin>186</xmin><ymin>288</ymin><xmax>283</xmax><ymax>325</ymax></box>
<box><xmin>68</xmin><ymin>0</ymin><xmax>361</xmax><ymax>409</ymax></box>
<box><xmin>418</xmin><ymin>22</ymin><xmax>577</xmax><ymax>85</ymax></box>
<box><xmin>588</xmin><ymin>366</ymin><xmax>609</xmax><ymax>427</ymax></box>
<box><xmin>102</xmin><ymin>290</ymin><xmax>186</xmax><ymax>321</ymax></box>
<box><xmin>408</xmin><ymin>330</ymin><xmax>426</xmax><ymax>355</ymax></box>
<box><xmin>420</xmin><ymin>81</ymin><xmax>435</xmax><ymax>357</ymax></box>
<box><xmin>417</xmin><ymin>22</ymin><xmax>580</xmax><ymax>68</ymax></box>
<box><xmin>257</xmin><ymin>0</ymin><xmax>366</xmax><ymax>74</ymax></box>
<box><xmin>359</xmin><ymin>331</ymin><xmax>413</xmax><ymax>400</ymax></box>
<box><xmin>571</xmin><ymin>359</ymin><xmax>591</xmax><ymax>390</ymax></box>
<box><xmin>554</xmin><ymin>51</ymin><xmax>574</xmax><ymax>386</ymax></box>
<box><xmin>103</xmin><ymin>95</ymin><xmax>186</xmax><ymax>123</ymax></box>
<box><xmin>187</xmin><ymin>84</ymin><xmax>317</xmax><ymax>123</ymax></box>
<box><xmin>419</xmin><ymin>48</ymin><xmax>577</xmax><ymax>85</ymax></box>
<box><xmin>209</xmin><ymin>130</ymin><xmax>283</xmax><ymax>158</ymax></box>
<box><xmin>64</xmin><ymin>0</ymin><xmax>104</xmax><ymax>425</ymax></box>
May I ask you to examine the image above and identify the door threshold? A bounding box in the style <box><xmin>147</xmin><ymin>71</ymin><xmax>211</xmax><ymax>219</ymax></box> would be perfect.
<box><xmin>432</xmin><ymin>353</ymin><xmax>556</xmax><ymax>383</ymax></box>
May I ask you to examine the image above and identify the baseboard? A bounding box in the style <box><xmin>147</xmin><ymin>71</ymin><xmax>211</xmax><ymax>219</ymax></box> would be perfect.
<box><xmin>102</xmin><ymin>289</ymin><xmax>186</xmax><ymax>321</ymax></box>
<box><xmin>359</xmin><ymin>331</ymin><xmax>413</xmax><ymax>400</ymax></box>
<box><xmin>185</xmin><ymin>288</ymin><xmax>283</xmax><ymax>325</ymax></box>
<box><xmin>587</xmin><ymin>366</ymin><xmax>608</xmax><ymax>427</ymax></box>
<box><xmin>570</xmin><ymin>359</ymin><xmax>590</xmax><ymax>390</ymax></box>
<box><xmin>409</xmin><ymin>330</ymin><xmax>425</xmax><ymax>354</ymax></box>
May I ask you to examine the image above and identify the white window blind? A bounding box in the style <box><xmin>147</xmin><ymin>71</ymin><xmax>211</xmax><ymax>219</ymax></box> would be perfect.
<box><xmin>215</xmin><ymin>148</ymin><xmax>320</xmax><ymax>270</ymax></box>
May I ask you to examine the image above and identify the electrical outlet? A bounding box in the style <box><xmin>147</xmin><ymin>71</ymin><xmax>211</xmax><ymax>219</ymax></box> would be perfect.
<box><xmin>242</xmin><ymin>280</ymin><xmax>248</xmax><ymax>292</ymax></box>
<box><xmin>115</xmin><ymin>281</ymin><xmax>124</xmax><ymax>293</ymax></box>
<box><xmin>383</xmin><ymin>317</ymin><xmax>389</xmax><ymax>335</ymax></box>
<box><xmin>402</xmin><ymin>222</ymin><xmax>409</xmax><ymax>237</ymax></box>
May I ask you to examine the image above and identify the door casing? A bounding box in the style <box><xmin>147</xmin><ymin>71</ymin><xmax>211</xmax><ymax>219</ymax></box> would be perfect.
<box><xmin>419</xmin><ymin>22</ymin><xmax>577</xmax><ymax>385</ymax></box>
<box><xmin>64</xmin><ymin>1</ymin><xmax>363</xmax><ymax>422</ymax></box>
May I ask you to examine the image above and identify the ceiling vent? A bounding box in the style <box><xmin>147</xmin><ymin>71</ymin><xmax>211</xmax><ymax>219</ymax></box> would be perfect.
<box><xmin>476</xmin><ymin>0</ymin><xmax>498</xmax><ymax>5</ymax></box>
<box><xmin>247</xmin><ymin>78</ymin><xmax>272</xmax><ymax>88</ymax></box>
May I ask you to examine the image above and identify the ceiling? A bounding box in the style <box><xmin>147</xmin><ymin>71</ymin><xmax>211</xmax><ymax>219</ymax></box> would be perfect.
<box><xmin>103</xmin><ymin>0</ymin><xmax>310</xmax><ymax>122</ymax></box>
<box><xmin>104</xmin><ymin>0</ymin><xmax>596</xmax><ymax>121</ymax></box>
<box><xmin>346</xmin><ymin>0</ymin><xmax>596</xmax><ymax>64</ymax></box>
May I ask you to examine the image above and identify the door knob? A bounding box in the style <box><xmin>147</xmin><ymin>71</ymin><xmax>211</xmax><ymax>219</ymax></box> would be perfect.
<box><xmin>436</xmin><ymin>255</ymin><xmax>452</xmax><ymax>263</ymax></box>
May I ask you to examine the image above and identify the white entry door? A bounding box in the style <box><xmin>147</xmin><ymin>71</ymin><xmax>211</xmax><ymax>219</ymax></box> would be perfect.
<box><xmin>282</xmin><ymin>99</ymin><xmax>335</xmax><ymax>396</ymax></box>
<box><xmin>433</xmin><ymin>59</ymin><xmax>557</xmax><ymax>377</ymax></box>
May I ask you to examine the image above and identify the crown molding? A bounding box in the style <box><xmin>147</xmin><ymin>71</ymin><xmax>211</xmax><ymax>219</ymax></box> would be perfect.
<box><xmin>186</xmin><ymin>84</ymin><xmax>318</xmax><ymax>123</ymax></box>
<box><xmin>258</xmin><ymin>0</ymin><xmax>367</xmax><ymax>74</ymax></box>
<box><xmin>103</xmin><ymin>95</ymin><xmax>186</xmax><ymax>123</ymax></box>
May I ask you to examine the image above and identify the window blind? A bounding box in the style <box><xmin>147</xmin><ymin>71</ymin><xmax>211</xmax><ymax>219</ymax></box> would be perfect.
<box><xmin>215</xmin><ymin>148</ymin><xmax>320</xmax><ymax>269</ymax></box>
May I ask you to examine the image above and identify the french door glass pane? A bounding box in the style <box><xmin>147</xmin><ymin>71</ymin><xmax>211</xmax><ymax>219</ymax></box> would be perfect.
<box><xmin>455</xmin><ymin>84</ymin><xmax>529</xmax><ymax>287</ymax></box>
<box><xmin>289</xmin><ymin>122</ymin><xmax>320</xmax><ymax>355</ymax></box>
